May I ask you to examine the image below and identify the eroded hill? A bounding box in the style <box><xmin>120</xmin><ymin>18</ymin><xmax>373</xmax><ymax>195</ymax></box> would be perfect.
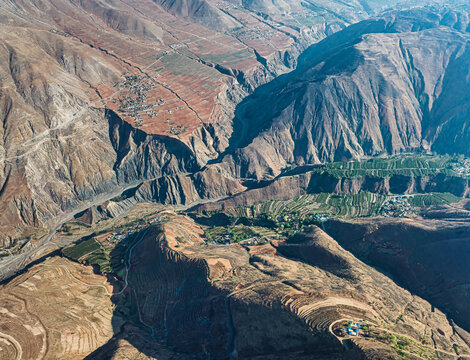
<box><xmin>2</xmin><ymin>210</ymin><xmax>469</xmax><ymax>359</ymax></box>
<box><xmin>219</xmin><ymin>6</ymin><xmax>470</xmax><ymax>179</ymax></box>
<box><xmin>0</xmin><ymin>0</ymin><xmax>460</xmax><ymax>252</ymax></box>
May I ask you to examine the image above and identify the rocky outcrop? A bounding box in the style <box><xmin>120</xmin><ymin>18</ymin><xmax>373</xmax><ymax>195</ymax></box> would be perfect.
<box><xmin>2</xmin><ymin>2</ymin><xmax>470</xmax><ymax>249</ymax></box>
<box><xmin>0</xmin><ymin>0</ymin><xmax>342</xmax><ymax>244</ymax></box>
<box><xmin>133</xmin><ymin>168</ymin><xmax>246</xmax><ymax>205</ymax></box>
<box><xmin>306</xmin><ymin>172</ymin><xmax>470</xmax><ymax>197</ymax></box>
<box><xmin>152</xmin><ymin>0</ymin><xmax>241</xmax><ymax>31</ymax></box>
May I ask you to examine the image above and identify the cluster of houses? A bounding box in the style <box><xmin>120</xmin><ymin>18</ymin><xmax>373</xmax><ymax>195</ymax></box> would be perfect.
<box><xmin>169</xmin><ymin>43</ymin><xmax>186</xmax><ymax>50</ymax></box>
<box><xmin>240</xmin><ymin>237</ymin><xmax>270</xmax><ymax>246</ymax></box>
<box><xmin>380</xmin><ymin>196</ymin><xmax>414</xmax><ymax>217</ymax></box>
<box><xmin>105</xmin><ymin>216</ymin><xmax>163</xmax><ymax>245</ymax></box>
<box><xmin>337</xmin><ymin>322</ymin><xmax>363</xmax><ymax>337</ymax></box>
<box><xmin>235</xmin><ymin>25</ymin><xmax>275</xmax><ymax>41</ymax></box>
<box><xmin>312</xmin><ymin>214</ymin><xmax>328</xmax><ymax>222</ymax></box>
<box><xmin>114</xmin><ymin>74</ymin><xmax>168</xmax><ymax>127</ymax></box>
<box><xmin>210</xmin><ymin>233</ymin><xmax>237</xmax><ymax>245</ymax></box>
<box><xmin>168</xmin><ymin>125</ymin><xmax>186</xmax><ymax>135</ymax></box>
<box><xmin>453</xmin><ymin>159</ymin><xmax>470</xmax><ymax>176</ymax></box>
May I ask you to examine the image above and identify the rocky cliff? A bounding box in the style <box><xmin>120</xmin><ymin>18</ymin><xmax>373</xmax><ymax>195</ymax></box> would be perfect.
<box><xmin>194</xmin><ymin>168</ymin><xmax>470</xmax><ymax>213</ymax></box>
<box><xmin>0</xmin><ymin>0</ymin><xmax>336</xmax><ymax>244</ymax></box>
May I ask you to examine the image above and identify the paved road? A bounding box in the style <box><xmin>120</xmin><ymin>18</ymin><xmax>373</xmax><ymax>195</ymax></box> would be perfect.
<box><xmin>0</xmin><ymin>181</ymin><xmax>143</xmax><ymax>282</ymax></box>
<box><xmin>116</xmin><ymin>227</ymin><xmax>150</xmax><ymax>296</ymax></box>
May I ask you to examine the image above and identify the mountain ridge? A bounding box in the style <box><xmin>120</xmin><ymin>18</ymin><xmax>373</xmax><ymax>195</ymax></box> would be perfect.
<box><xmin>217</xmin><ymin>6</ymin><xmax>470</xmax><ymax>179</ymax></box>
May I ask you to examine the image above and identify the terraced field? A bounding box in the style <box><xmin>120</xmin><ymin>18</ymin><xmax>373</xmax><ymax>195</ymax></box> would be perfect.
<box><xmin>319</xmin><ymin>154</ymin><xmax>455</xmax><ymax>178</ymax></box>
<box><xmin>2</xmin><ymin>208</ymin><xmax>469</xmax><ymax>359</ymax></box>
<box><xmin>281</xmin><ymin>154</ymin><xmax>470</xmax><ymax>179</ymax></box>
<box><xmin>408</xmin><ymin>193</ymin><xmax>462</xmax><ymax>207</ymax></box>
<box><xmin>109</xmin><ymin>215</ymin><xmax>470</xmax><ymax>359</ymax></box>
<box><xmin>193</xmin><ymin>187</ymin><xmax>465</xmax><ymax>246</ymax></box>
<box><xmin>225</xmin><ymin>192</ymin><xmax>388</xmax><ymax>220</ymax></box>
<box><xmin>0</xmin><ymin>257</ymin><xmax>114</xmax><ymax>359</ymax></box>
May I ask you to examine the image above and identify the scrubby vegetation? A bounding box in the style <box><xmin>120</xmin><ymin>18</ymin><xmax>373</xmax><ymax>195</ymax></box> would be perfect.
<box><xmin>364</xmin><ymin>328</ymin><xmax>441</xmax><ymax>359</ymax></box>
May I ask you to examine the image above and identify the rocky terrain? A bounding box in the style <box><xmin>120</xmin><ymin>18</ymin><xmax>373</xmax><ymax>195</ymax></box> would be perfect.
<box><xmin>1</xmin><ymin>1</ymin><xmax>470</xmax><ymax>359</ymax></box>
<box><xmin>218</xmin><ymin>5</ymin><xmax>470</xmax><ymax>179</ymax></box>
<box><xmin>1</xmin><ymin>211</ymin><xmax>470</xmax><ymax>359</ymax></box>
<box><xmin>325</xmin><ymin>200</ymin><xmax>470</xmax><ymax>333</ymax></box>
<box><xmin>0</xmin><ymin>0</ymin><xmax>464</xmax><ymax>250</ymax></box>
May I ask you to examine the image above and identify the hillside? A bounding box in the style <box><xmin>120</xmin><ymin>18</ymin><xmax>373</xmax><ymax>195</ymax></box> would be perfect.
<box><xmin>219</xmin><ymin>6</ymin><xmax>470</xmax><ymax>179</ymax></box>
<box><xmin>2</xmin><ymin>211</ymin><xmax>469</xmax><ymax>359</ymax></box>
<box><xmin>2</xmin><ymin>2</ymin><xmax>469</xmax><ymax>250</ymax></box>
<box><xmin>0</xmin><ymin>0</ymin><xmax>332</xmax><ymax>245</ymax></box>
<box><xmin>0</xmin><ymin>0</ymin><xmax>422</xmax><ymax>247</ymax></box>
<box><xmin>1</xmin><ymin>2</ymin><xmax>470</xmax><ymax>359</ymax></box>
<box><xmin>325</xmin><ymin>211</ymin><xmax>470</xmax><ymax>332</ymax></box>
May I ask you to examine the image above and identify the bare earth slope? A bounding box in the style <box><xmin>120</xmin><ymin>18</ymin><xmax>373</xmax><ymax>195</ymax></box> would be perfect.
<box><xmin>220</xmin><ymin>6</ymin><xmax>470</xmax><ymax>179</ymax></box>
<box><xmin>1</xmin><ymin>2</ymin><xmax>470</xmax><ymax>360</ymax></box>
<box><xmin>325</xmin><ymin>203</ymin><xmax>470</xmax><ymax>332</ymax></box>
<box><xmin>0</xmin><ymin>0</ymin><xmax>412</xmax><ymax>246</ymax></box>
<box><xmin>2</xmin><ymin>214</ymin><xmax>469</xmax><ymax>359</ymax></box>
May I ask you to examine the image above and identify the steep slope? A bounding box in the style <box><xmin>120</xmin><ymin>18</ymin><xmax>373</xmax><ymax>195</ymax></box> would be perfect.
<box><xmin>0</xmin><ymin>1</ymin><xmax>464</xmax><ymax>269</ymax></box>
<box><xmin>325</xmin><ymin>213</ymin><xmax>470</xmax><ymax>332</ymax></box>
<box><xmin>75</xmin><ymin>216</ymin><xmax>470</xmax><ymax>358</ymax></box>
<box><xmin>0</xmin><ymin>0</ymin><xmax>365</xmax><ymax>245</ymax></box>
<box><xmin>153</xmin><ymin>0</ymin><xmax>241</xmax><ymax>31</ymax></box>
<box><xmin>220</xmin><ymin>6</ymin><xmax>470</xmax><ymax>179</ymax></box>
<box><xmin>0</xmin><ymin>0</ymin><xmax>312</xmax><ymax>246</ymax></box>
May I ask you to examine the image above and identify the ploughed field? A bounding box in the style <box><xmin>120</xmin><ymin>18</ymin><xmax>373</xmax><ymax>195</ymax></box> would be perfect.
<box><xmin>0</xmin><ymin>257</ymin><xmax>115</xmax><ymax>359</ymax></box>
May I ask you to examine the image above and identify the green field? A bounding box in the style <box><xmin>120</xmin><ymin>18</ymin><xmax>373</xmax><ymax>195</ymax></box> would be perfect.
<box><xmin>408</xmin><ymin>193</ymin><xmax>461</xmax><ymax>207</ymax></box>
<box><xmin>62</xmin><ymin>233</ymin><xmax>139</xmax><ymax>275</ymax></box>
<box><xmin>62</xmin><ymin>239</ymin><xmax>100</xmax><ymax>260</ymax></box>
<box><xmin>282</xmin><ymin>154</ymin><xmax>470</xmax><ymax>180</ymax></box>
<box><xmin>204</xmin><ymin>225</ymin><xmax>259</xmax><ymax>244</ymax></box>
<box><xmin>227</xmin><ymin>192</ymin><xmax>389</xmax><ymax>220</ymax></box>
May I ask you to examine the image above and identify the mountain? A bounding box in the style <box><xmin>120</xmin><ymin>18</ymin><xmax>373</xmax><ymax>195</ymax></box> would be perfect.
<box><xmin>325</xmin><ymin>213</ymin><xmax>470</xmax><ymax>332</ymax></box>
<box><xmin>0</xmin><ymin>0</ymin><xmax>322</xmax><ymax>246</ymax></box>
<box><xmin>2</xmin><ymin>212</ymin><xmax>469</xmax><ymax>359</ymax></box>
<box><xmin>0</xmin><ymin>0</ymin><xmax>428</xmax><ymax>248</ymax></box>
<box><xmin>1</xmin><ymin>2</ymin><xmax>470</xmax><ymax>359</ymax></box>
<box><xmin>153</xmin><ymin>0</ymin><xmax>241</xmax><ymax>31</ymax></box>
<box><xmin>220</xmin><ymin>6</ymin><xmax>470</xmax><ymax>179</ymax></box>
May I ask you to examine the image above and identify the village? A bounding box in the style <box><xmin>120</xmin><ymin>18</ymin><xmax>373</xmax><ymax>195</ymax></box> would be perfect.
<box><xmin>111</xmin><ymin>73</ymin><xmax>187</xmax><ymax>131</ymax></box>
<box><xmin>452</xmin><ymin>158</ymin><xmax>470</xmax><ymax>176</ymax></box>
<box><xmin>379</xmin><ymin>196</ymin><xmax>414</xmax><ymax>217</ymax></box>
<box><xmin>200</xmin><ymin>211</ymin><xmax>329</xmax><ymax>246</ymax></box>
<box><xmin>103</xmin><ymin>215</ymin><xmax>164</xmax><ymax>246</ymax></box>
